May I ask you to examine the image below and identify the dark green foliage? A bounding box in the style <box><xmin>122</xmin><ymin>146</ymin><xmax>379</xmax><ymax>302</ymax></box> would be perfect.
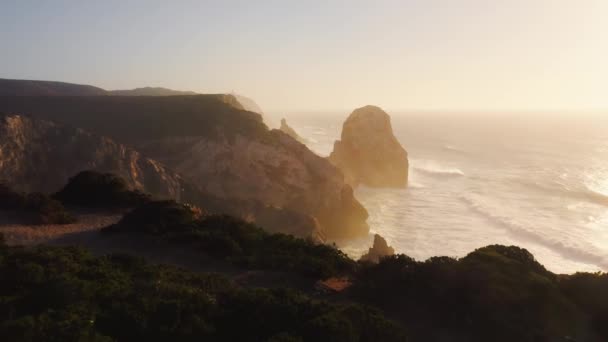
<box><xmin>54</xmin><ymin>171</ymin><xmax>150</xmax><ymax>208</ymax></box>
<box><xmin>351</xmin><ymin>245</ymin><xmax>603</xmax><ymax>342</ymax></box>
<box><xmin>105</xmin><ymin>201</ymin><xmax>354</xmax><ymax>278</ymax></box>
<box><xmin>0</xmin><ymin>184</ymin><xmax>75</xmax><ymax>224</ymax></box>
<box><xmin>0</xmin><ymin>245</ymin><xmax>405</xmax><ymax>341</ymax></box>
<box><xmin>560</xmin><ymin>272</ymin><xmax>608</xmax><ymax>337</ymax></box>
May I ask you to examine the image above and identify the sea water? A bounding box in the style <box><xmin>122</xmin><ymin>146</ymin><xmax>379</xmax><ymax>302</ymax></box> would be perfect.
<box><xmin>267</xmin><ymin>112</ymin><xmax>608</xmax><ymax>274</ymax></box>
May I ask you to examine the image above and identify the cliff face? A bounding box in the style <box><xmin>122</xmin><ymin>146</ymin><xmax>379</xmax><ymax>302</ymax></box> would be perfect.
<box><xmin>0</xmin><ymin>96</ymin><xmax>368</xmax><ymax>239</ymax></box>
<box><xmin>329</xmin><ymin>105</ymin><xmax>409</xmax><ymax>188</ymax></box>
<box><xmin>0</xmin><ymin>113</ymin><xmax>322</xmax><ymax>239</ymax></box>
<box><xmin>0</xmin><ymin>114</ymin><xmax>182</xmax><ymax>197</ymax></box>
<box><xmin>138</xmin><ymin>129</ymin><xmax>368</xmax><ymax>239</ymax></box>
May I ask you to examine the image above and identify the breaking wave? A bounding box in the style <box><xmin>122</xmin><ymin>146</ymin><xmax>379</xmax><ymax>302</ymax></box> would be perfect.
<box><xmin>413</xmin><ymin>161</ymin><xmax>465</xmax><ymax>178</ymax></box>
<box><xmin>460</xmin><ymin>194</ymin><xmax>608</xmax><ymax>270</ymax></box>
<box><xmin>517</xmin><ymin>180</ymin><xmax>608</xmax><ymax>207</ymax></box>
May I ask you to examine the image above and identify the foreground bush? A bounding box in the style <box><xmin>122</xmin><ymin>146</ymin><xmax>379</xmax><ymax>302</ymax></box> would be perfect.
<box><xmin>104</xmin><ymin>200</ymin><xmax>354</xmax><ymax>278</ymax></box>
<box><xmin>0</xmin><ymin>244</ymin><xmax>405</xmax><ymax>341</ymax></box>
<box><xmin>350</xmin><ymin>245</ymin><xmax>606</xmax><ymax>342</ymax></box>
<box><xmin>54</xmin><ymin>171</ymin><xmax>150</xmax><ymax>208</ymax></box>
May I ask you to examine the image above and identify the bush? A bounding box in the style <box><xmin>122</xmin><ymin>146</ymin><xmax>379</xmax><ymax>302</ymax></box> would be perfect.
<box><xmin>104</xmin><ymin>201</ymin><xmax>355</xmax><ymax>278</ymax></box>
<box><xmin>54</xmin><ymin>171</ymin><xmax>150</xmax><ymax>208</ymax></box>
<box><xmin>350</xmin><ymin>245</ymin><xmax>597</xmax><ymax>342</ymax></box>
<box><xmin>0</xmin><ymin>184</ymin><xmax>75</xmax><ymax>225</ymax></box>
<box><xmin>0</xmin><ymin>245</ymin><xmax>406</xmax><ymax>341</ymax></box>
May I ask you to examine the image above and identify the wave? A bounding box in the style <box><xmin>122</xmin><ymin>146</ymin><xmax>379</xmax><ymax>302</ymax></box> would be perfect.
<box><xmin>517</xmin><ymin>179</ymin><xmax>608</xmax><ymax>207</ymax></box>
<box><xmin>442</xmin><ymin>144</ymin><xmax>466</xmax><ymax>153</ymax></box>
<box><xmin>460</xmin><ymin>194</ymin><xmax>608</xmax><ymax>270</ymax></box>
<box><xmin>413</xmin><ymin>161</ymin><xmax>465</xmax><ymax>178</ymax></box>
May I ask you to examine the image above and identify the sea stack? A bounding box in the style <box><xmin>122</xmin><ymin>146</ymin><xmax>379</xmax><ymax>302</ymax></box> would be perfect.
<box><xmin>360</xmin><ymin>234</ymin><xmax>395</xmax><ymax>263</ymax></box>
<box><xmin>329</xmin><ymin>105</ymin><xmax>409</xmax><ymax>187</ymax></box>
<box><xmin>280</xmin><ymin>118</ymin><xmax>306</xmax><ymax>143</ymax></box>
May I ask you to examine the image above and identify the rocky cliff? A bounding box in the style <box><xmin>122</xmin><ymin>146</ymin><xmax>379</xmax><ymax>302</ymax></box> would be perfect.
<box><xmin>0</xmin><ymin>113</ymin><xmax>322</xmax><ymax>239</ymax></box>
<box><xmin>0</xmin><ymin>95</ymin><xmax>368</xmax><ymax>239</ymax></box>
<box><xmin>329</xmin><ymin>105</ymin><xmax>409</xmax><ymax>187</ymax></box>
<box><xmin>0</xmin><ymin>113</ymin><xmax>183</xmax><ymax>197</ymax></box>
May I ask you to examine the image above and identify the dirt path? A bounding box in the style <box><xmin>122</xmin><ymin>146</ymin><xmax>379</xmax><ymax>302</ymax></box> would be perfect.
<box><xmin>0</xmin><ymin>211</ymin><xmax>122</xmax><ymax>246</ymax></box>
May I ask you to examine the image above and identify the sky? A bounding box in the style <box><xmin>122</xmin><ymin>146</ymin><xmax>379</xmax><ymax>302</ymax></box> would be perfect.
<box><xmin>1</xmin><ymin>0</ymin><xmax>607</xmax><ymax>112</ymax></box>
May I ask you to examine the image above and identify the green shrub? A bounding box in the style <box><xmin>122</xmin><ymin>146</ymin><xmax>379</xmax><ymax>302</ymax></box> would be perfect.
<box><xmin>54</xmin><ymin>171</ymin><xmax>150</xmax><ymax>208</ymax></box>
<box><xmin>0</xmin><ymin>184</ymin><xmax>75</xmax><ymax>225</ymax></box>
<box><xmin>104</xmin><ymin>201</ymin><xmax>354</xmax><ymax>278</ymax></box>
<box><xmin>0</xmin><ymin>245</ymin><xmax>405</xmax><ymax>341</ymax></box>
<box><xmin>350</xmin><ymin>245</ymin><xmax>598</xmax><ymax>342</ymax></box>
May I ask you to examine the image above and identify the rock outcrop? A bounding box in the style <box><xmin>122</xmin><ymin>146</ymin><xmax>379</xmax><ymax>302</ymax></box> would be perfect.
<box><xmin>360</xmin><ymin>234</ymin><xmax>395</xmax><ymax>263</ymax></box>
<box><xmin>329</xmin><ymin>105</ymin><xmax>409</xmax><ymax>188</ymax></box>
<box><xmin>0</xmin><ymin>95</ymin><xmax>369</xmax><ymax>239</ymax></box>
<box><xmin>280</xmin><ymin>118</ymin><xmax>306</xmax><ymax>144</ymax></box>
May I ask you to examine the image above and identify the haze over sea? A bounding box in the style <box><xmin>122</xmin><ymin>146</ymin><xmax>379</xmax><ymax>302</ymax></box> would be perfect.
<box><xmin>268</xmin><ymin>112</ymin><xmax>608</xmax><ymax>274</ymax></box>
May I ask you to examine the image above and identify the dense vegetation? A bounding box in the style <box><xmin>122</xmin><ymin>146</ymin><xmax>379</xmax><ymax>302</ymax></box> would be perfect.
<box><xmin>54</xmin><ymin>171</ymin><xmax>150</xmax><ymax>208</ymax></box>
<box><xmin>0</xmin><ymin>239</ymin><xmax>405</xmax><ymax>342</ymax></box>
<box><xmin>104</xmin><ymin>200</ymin><xmax>354</xmax><ymax>278</ymax></box>
<box><xmin>350</xmin><ymin>245</ymin><xmax>608</xmax><ymax>342</ymax></box>
<box><xmin>0</xmin><ymin>184</ymin><xmax>74</xmax><ymax>224</ymax></box>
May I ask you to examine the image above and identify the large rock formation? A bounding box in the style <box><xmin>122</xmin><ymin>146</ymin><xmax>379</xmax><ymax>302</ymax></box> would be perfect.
<box><xmin>280</xmin><ymin>118</ymin><xmax>306</xmax><ymax>144</ymax></box>
<box><xmin>0</xmin><ymin>113</ymin><xmax>322</xmax><ymax>239</ymax></box>
<box><xmin>329</xmin><ymin>105</ymin><xmax>409</xmax><ymax>187</ymax></box>
<box><xmin>360</xmin><ymin>234</ymin><xmax>395</xmax><ymax>263</ymax></box>
<box><xmin>0</xmin><ymin>113</ymin><xmax>182</xmax><ymax>197</ymax></box>
<box><xmin>0</xmin><ymin>94</ymin><xmax>368</xmax><ymax>239</ymax></box>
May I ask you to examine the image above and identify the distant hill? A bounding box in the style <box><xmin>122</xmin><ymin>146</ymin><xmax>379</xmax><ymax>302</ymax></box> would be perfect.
<box><xmin>0</xmin><ymin>78</ymin><xmax>107</xmax><ymax>96</ymax></box>
<box><xmin>109</xmin><ymin>87</ymin><xmax>197</xmax><ymax>96</ymax></box>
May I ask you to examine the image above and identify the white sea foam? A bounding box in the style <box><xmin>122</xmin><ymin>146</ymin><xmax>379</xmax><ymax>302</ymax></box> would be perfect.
<box><xmin>460</xmin><ymin>194</ymin><xmax>608</xmax><ymax>270</ymax></box>
<box><xmin>412</xmin><ymin>160</ymin><xmax>465</xmax><ymax>177</ymax></box>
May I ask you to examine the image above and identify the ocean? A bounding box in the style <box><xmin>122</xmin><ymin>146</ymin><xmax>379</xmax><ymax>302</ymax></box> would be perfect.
<box><xmin>267</xmin><ymin>112</ymin><xmax>608</xmax><ymax>274</ymax></box>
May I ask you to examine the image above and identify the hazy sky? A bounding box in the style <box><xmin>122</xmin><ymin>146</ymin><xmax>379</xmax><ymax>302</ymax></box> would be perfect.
<box><xmin>1</xmin><ymin>0</ymin><xmax>607</xmax><ymax>112</ymax></box>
